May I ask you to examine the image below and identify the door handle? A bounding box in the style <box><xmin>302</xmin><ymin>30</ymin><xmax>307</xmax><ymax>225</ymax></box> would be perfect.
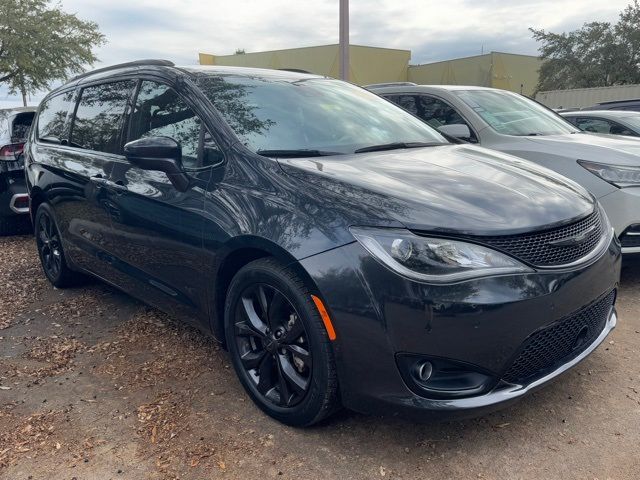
<box><xmin>108</xmin><ymin>179</ymin><xmax>128</xmax><ymax>193</ymax></box>
<box><xmin>90</xmin><ymin>176</ymin><xmax>128</xmax><ymax>193</ymax></box>
<box><xmin>90</xmin><ymin>175</ymin><xmax>110</xmax><ymax>187</ymax></box>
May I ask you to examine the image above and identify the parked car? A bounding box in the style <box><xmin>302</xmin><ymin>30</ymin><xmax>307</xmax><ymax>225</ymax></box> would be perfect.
<box><xmin>561</xmin><ymin>110</ymin><xmax>640</xmax><ymax>137</ymax></box>
<box><xmin>26</xmin><ymin>61</ymin><xmax>620</xmax><ymax>426</ymax></box>
<box><xmin>1</xmin><ymin>107</ymin><xmax>36</xmax><ymax>234</ymax></box>
<box><xmin>369</xmin><ymin>84</ymin><xmax>640</xmax><ymax>254</ymax></box>
<box><xmin>581</xmin><ymin>98</ymin><xmax>640</xmax><ymax>111</ymax></box>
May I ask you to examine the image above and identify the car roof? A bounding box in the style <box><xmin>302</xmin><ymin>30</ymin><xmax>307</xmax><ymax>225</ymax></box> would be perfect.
<box><xmin>0</xmin><ymin>106</ymin><xmax>37</xmax><ymax>114</ymax></box>
<box><xmin>46</xmin><ymin>60</ymin><xmax>329</xmax><ymax>99</ymax></box>
<box><xmin>561</xmin><ymin>110</ymin><xmax>640</xmax><ymax>118</ymax></box>
<box><xmin>178</xmin><ymin>65</ymin><xmax>326</xmax><ymax>82</ymax></box>
<box><xmin>596</xmin><ymin>98</ymin><xmax>640</xmax><ymax>105</ymax></box>
<box><xmin>367</xmin><ymin>84</ymin><xmax>502</xmax><ymax>94</ymax></box>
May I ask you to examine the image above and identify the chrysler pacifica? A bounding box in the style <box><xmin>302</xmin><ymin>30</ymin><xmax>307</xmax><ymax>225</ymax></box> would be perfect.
<box><xmin>25</xmin><ymin>61</ymin><xmax>620</xmax><ymax>426</ymax></box>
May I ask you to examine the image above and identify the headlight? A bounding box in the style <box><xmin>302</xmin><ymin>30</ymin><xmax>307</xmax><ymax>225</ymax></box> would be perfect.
<box><xmin>350</xmin><ymin>227</ymin><xmax>533</xmax><ymax>283</ymax></box>
<box><xmin>578</xmin><ymin>160</ymin><xmax>640</xmax><ymax>187</ymax></box>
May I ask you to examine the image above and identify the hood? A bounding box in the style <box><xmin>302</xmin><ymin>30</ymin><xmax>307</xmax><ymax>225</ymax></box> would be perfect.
<box><xmin>277</xmin><ymin>145</ymin><xmax>594</xmax><ymax>236</ymax></box>
<box><xmin>524</xmin><ymin>133</ymin><xmax>640</xmax><ymax>166</ymax></box>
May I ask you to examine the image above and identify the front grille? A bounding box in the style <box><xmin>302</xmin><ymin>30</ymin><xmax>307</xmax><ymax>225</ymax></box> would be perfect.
<box><xmin>472</xmin><ymin>209</ymin><xmax>605</xmax><ymax>267</ymax></box>
<box><xmin>503</xmin><ymin>290</ymin><xmax>615</xmax><ymax>384</ymax></box>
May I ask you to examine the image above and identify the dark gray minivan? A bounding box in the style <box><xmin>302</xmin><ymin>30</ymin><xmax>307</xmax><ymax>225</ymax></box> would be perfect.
<box><xmin>25</xmin><ymin>60</ymin><xmax>621</xmax><ymax>426</ymax></box>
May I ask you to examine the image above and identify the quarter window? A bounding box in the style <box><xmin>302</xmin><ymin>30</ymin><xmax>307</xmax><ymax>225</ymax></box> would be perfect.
<box><xmin>37</xmin><ymin>91</ymin><xmax>75</xmax><ymax>143</ymax></box>
<box><xmin>128</xmin><ymin>81</ymin><xmax>221</xmax><ymax>169</ymax></box>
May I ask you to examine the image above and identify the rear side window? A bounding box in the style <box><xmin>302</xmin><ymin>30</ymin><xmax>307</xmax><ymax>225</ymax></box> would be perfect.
<box><xmin>71</xmin><ymin>81</ymin><xmax>135</xmax><ymax>154</ymax></box>
<box><xmin>37</xmin><ymin>91</ymin><xmax>75</xmax><ymax>143</ymax></box>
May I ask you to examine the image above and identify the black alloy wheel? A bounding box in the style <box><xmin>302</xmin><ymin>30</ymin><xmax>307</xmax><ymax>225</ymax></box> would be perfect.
<box><xmin>36</xmin><ymin>210</ymin><xmax>62</xmax><ymax>280</ymax></box>
<box><xmin>225</xmin><ymin>258</ymin><xmax>339</xmax><ymax>426</ymax></box>
<box><xmin>34</xmin><ymin>205</ymin><xmax>85</xmax><ymax>288</ymax></box>
<box><xmin>234</xmin><ymin>283</ymin><xmax>312</xmax><ymax>407</ymax></box>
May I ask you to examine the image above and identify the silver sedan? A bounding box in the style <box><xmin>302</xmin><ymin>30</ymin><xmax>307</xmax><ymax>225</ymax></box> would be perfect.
<box><xmin>368</xmin><ymin>84</ymin><xmax>640</xmax><ymax>254</ymax></box>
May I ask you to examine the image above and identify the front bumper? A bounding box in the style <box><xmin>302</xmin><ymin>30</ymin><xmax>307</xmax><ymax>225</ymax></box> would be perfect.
<box><xmin>299</xmin><ymin>237</ymin><xmax>621</xmax><ymax>419</ymax></box>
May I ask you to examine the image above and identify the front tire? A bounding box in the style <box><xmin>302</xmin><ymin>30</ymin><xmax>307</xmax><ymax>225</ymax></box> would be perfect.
<box><xmin>34</xmin><ymin>204</ymin><xmax>85</xmax><ymax>288</ymax></box>
<box><xmin>224</xmin><ymin>258</ymin><xmax>340</xmax><ymax>426</ymax></box>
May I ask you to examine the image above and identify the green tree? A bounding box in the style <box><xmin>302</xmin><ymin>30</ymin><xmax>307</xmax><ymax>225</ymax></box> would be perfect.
<box><xmin>531</xmin><ymin>1</ymin><xmax>640</xmax><ymax>92</ymax></box>
<box><xmin>0</xmin><ymin>0</ymin><xmax>105</xmax><ymax>105</ymax></box>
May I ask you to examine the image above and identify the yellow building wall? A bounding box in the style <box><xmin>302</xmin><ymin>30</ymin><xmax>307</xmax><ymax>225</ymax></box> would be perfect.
<box><xmin>408</xmin><ymin>54</ymin><xmax>492</xmax><ymax>87</ymax></box>
<box><xmin>199</xmin><ymin>45</ymin><xmax>410</xmax><ymax>86</ymax></box>
<box><xmin>199</xmin><ymin>47</ymin><xmax>540</xmax><ymax>94</ymax></box>
<box><xmin>408</xmin><ymin>52</ymin><xmax>541</xmax><ymax>96</ymax></box>
<box><xmin>489</xmin><ymin>53</ymin><xmax>542</xmax><ymax>97</ymax></box>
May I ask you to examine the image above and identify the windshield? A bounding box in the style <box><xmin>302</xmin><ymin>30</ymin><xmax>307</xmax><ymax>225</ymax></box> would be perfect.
<box><xmin>197</xmin><ymin>74</ymin><xmax>448</xmax><ymax>155</ymax></box>
<box><xmin>454</xmin><ymin>89</ymin><xmax>579</xmax><ymax>136</ymax></box>
<box><xmin>620</xmin><ymin>115</ymin><xmax>640</xmax><ymax>131</ymax></box>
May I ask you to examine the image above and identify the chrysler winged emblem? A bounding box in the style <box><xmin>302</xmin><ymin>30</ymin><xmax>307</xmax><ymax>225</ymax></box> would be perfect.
<box><xmin>547</xmin><ymin>225</ymin><xmax>597</xmax><ymax>247</ymax></box>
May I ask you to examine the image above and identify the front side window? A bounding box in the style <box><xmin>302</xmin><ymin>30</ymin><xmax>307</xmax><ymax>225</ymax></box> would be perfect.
<box><xmin>386</xmin><ymin>95</ymin><xmax>419</xmax><ymax>115</ymax></box>
<box><xmin>70</xmin><ymin>81</ymin><xmax>136</xmax><ymax>154</ymax></box>
<box><xmin>455</xmin><ymin>89</ymin><xmax>578</xmax><ymax>136</ymax></box>
<box><xmin>37</xmin><ymin>91</ymin><xmax>75</xmax><ymax>143</ymax></box>
<box><xmin>575</xmin><ymin>118</ymin><xmax>615</xmax><ymax>134</ymax></box>
<box><xmin>128</xmin><ymin>81</ymin><xmax>220</xmax><ymax>169</ymax></box>
<box><xmin>197</xmin><ymin>75</ymin><xmax>448</xmax><ymax>155</ymax></box>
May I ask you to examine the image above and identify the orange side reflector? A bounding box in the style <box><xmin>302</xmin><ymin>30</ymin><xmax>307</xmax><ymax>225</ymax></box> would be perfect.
<box><xmin>311</xmin><ymin>295</ymin><xmax>337</xmax><ymax>341</ymax></box>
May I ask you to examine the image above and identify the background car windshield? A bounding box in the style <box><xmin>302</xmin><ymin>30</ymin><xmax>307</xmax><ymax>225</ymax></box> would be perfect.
<box><xmin>455</xmin><ymin>90</ymin><xmax>579</xmax><ymax>136</ymax></box>
<box><xmin>198</xmin><ymin>75</ymin><xmax>447</xmax><ymax>154</ymax></box>
<box><xmin>619</xmin><ymin>115</ymin><xmax>640</xmax><ymax>131</ymax></box>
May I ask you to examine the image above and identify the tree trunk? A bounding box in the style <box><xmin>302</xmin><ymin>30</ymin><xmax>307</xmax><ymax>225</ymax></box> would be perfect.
<box><xmin>21</xmin><ymin>85</ymin><xmax>27</xmax><ymax>107</ymax></box>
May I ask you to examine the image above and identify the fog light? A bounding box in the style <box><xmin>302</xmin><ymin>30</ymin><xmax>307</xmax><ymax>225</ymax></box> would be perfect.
<box><xmin>397</xmin><ymin>354</ymin><xmax>495</xmax><ymax>399</ymax></box>
<box><xmin>413</xmin><ymin>360</ymin><xmax>433</xmax><ymax>382</ymax></box>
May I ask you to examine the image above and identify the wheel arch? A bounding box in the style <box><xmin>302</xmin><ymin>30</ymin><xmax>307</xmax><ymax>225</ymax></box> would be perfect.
<box><xmin>29</xmin><ymin>186</ymin><xmax>47</xmax><ymax>224</ymax></box>
<box><xmin>210</xmin><ymin>235</ymin><xmax>322</xmax><ymax>346</ymax></box>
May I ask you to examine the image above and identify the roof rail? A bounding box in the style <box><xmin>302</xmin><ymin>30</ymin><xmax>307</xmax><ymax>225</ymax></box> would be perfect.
<box><xmin>364</xmin><ymin>82</ymin><xmax>417</xmax><ymax>89</ymax></box>
<box><xmin>597</xmin><ymin>98</ymin><xmax>640</xmax><ymax>105</ymax></box>
<box><xmin>278</xmin><ymin>68</ymin><xmax>313</xmax><ymax>74</ymax></box>
<box><xmin>70</xmin><ymin>59</ymin><xmax>175</xmax><ymax>82</ymax></box>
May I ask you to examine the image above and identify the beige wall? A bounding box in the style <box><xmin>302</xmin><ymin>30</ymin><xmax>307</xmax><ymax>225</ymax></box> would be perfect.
<box><xmin>536</xmin><ymin>84</ymin><xmax>640</xmax><ymax>109</ymax></box>
<box><xmin>409</xmin><ymin>53</ymin><xmax>493</xmax><ymax>87</ymax></box>
<box><xmin>199</xmin><ymin>44</ymin><xmax>410</xmax><ymax>86</ymax></box>
<box><xmin>490</xmin><ymin>53</ymin><xmax>542</xmax><ymax>96</ymax></box>
<box><xmin>199</xmin><ymin>47</ymin><xmax>540</xmax><ymax>95</ymax></box>
<box><xmin>408</xmin><ymin>52</ymin><xmax>541</xmax><ymax>96</ymax></box>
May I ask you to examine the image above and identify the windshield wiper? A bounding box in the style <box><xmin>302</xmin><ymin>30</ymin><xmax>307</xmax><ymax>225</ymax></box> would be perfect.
<box><xmin>354</xmin><ymin>142</ymin><xmax>443</xmax><ymax>153</ymax></box>
<box><xmin>256</xmin><ymin>149</ymin><xmax>343</xmax><ymax>158</ymax></box>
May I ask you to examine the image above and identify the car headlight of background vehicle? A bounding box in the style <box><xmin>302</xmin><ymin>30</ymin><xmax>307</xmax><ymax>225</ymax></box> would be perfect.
<box><xmin>578</xmin><ymin>160</ymin><xmax>640</xmax><ymax>188</ymax></box>
<box><xmin>350</xmin><ymin>227</ymin><xmax>533</xmax><ymax>283</ymax></box>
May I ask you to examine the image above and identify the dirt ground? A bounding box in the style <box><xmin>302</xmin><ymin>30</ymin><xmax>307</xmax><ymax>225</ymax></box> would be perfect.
<box><xmin>0</xmin><ymin>234</ymin><xmax>638</xmax><ymax>480</ymax></box>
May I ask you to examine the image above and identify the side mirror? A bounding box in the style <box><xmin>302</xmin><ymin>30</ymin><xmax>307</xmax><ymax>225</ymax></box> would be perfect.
<box><xmin>437</xmin><ymin>124</ymin><xmax>472</xmax><ymax>140</ymax></box>
<box><xmin>124</xmin><ymin>136</ymin><xmax>190</xmax><ymax>191</ymax></box>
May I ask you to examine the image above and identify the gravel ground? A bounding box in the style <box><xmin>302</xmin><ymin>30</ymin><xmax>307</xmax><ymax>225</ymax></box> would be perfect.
<box><xmin>0</xmin><ymin>234</ymin><xmax>639</xmax><ymax>480</ymax></box>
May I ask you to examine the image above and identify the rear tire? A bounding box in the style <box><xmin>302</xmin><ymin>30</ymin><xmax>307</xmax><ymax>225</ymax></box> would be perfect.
<box><xmin>34</xmin><ymin>204</ymin><xmax>86</xmax><ymax>288</ymax></box>
<box><xmin>224</xmin><ymin>258</ymin><xmax>340</xmax><ymax>426</ymax></box>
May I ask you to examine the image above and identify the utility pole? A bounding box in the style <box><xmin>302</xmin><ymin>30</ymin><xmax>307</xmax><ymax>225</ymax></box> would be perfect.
<box><xmin>339</xmin><ymin>0</ymin><xmax>349</xmax><ymax>81</ymax></box>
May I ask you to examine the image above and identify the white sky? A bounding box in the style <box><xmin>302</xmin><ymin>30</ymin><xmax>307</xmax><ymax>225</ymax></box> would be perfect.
<box><xmin>1</xmin><ymin>0</ymin><xmax>633</xmax><ymax>106</ymax></box>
